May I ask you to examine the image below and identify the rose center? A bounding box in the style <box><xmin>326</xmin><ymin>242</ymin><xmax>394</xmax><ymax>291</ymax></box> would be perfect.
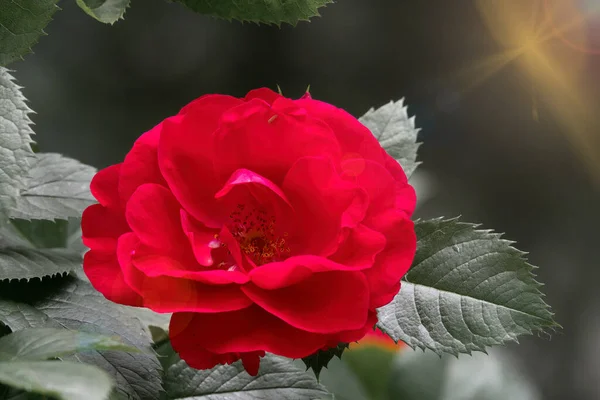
<box><xmin>229</xmin><ymin>204</ymin><xmax>290</xmax><ymax>265</ymax></box>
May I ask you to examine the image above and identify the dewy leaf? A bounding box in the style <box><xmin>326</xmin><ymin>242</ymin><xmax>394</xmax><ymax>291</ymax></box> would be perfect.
<box><xmin>0</xmin><ymin>361</ymin><xmax>113</xmax><ymax>400</ymax></box>
<box><xmin>164</xmin><ymin>354</ymin><xmax>332</xmax><ymax>400</ymax></box>
<box><xmin>0</xmin><ymin>68</ymin><xmax>35</xmax><ymax>216</ymax></box>
<box><xmin>0</xmin><ymin>328</ymin><xmax>135</xmax><ymax>361</ymax></box>
<box><xmin>75</xmin><ymin>0</ymin><xmax>130</xmax><ymax>25</ymax></box>
<box><xmin>377</xmin><ymin>218</ymin><xmax>557</xmax><ymax>356</ymax></box>
<box><xmin>0</xmin><ymin>277</ymin><xmax>163</xmax><ymax>400</ymax></box>
<box><xmin>9</xmin><ymin>153</ymin><xmax>96</xmax><ymax>221</ymax></box>
<box><xmin>175</xmin><ymin>0</ymin><xmax>332</xmax><ymax>25</ymax></box>
<box><xmin>359</xmin><ymin>98</ymin><xmax>421</xmax><ymax>179</ymax></box>
<box><xmin>0</xmin><ymin>247</ymin><xmax>81</xmax><ymax>281</ymax></box>
<box><xmin>0</xmin><ymin>1</ymin><xmax>58</xmax><ymax>66</ymax></box>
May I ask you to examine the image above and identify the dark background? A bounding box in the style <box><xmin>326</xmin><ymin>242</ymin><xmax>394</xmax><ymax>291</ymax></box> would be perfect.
<box><xmin>12</xmin><ymin>1</ymin><xmax>600</xmax><ymax>399</ymax></box>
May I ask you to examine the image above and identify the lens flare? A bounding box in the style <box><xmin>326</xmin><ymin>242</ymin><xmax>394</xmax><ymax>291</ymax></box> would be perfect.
<box><xmin>545</xmin><ymin>0</ymin><xmax>600</xmax><ymax>54</ymax></box>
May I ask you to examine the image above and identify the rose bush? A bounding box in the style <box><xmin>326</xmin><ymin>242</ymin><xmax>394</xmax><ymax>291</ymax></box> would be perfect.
<box><xmin>81</xmin><ymin>88</ymin><xmax>416</xmax><ymax>375</ymax></box>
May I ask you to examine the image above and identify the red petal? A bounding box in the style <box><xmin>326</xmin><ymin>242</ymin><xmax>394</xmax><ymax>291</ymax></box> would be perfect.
<box><xmin>90</xmin><ymin>164</ymin><xmax>122</xmax><ymax>208</ymax></box>
<box><xmin>295</xmin><ymin>98</ymin><xmax>410</xmax><ymax>184</ymax></box>
<box><xmin>214</xmin><ymin>99</ymin><xmax>341</xmax><ymax>185</ymax></box>
<box><xmin>248</xmin><ymin>255</ymin><xmax>366</xmax><ymax>290</ymax></box>
<box><xmin>179</xmin><ymin>210</ymin><xmax>219</xmax><ymax>267</ymax></box>
<box><xmin>132</xmin><ymin>248</ymin><xmax>249</xmax><ymax>285</ymax></box>
<box><xmin>117</xmin><ymin>233</ymin><xmax>252</xmax><ymax>313</ymax></box>
<box><xmin>364</xmin><ymin>212</ymin><xmax>416</xmax><ymax>308</ymax></box>
<box><xmin>81</xmin><ymin>204</ymin><xmax>129</xmax><ymax>252</ymax></box>
<box><xmin>282</xmin><ymin>156</ymin><xmax>368</xmax><ymax>256</ymax></box>
<box><xmin>83</xmin><ymin>250</ymin><xmax>142</xmax><ymax>306</ymax></box>
<box><xmin>241</xmin><ymin>352</ymin><xmax>264</xmax><ymax>376</ymax></box>
<box><xmin>159</xmin><ymin>95</ymin><xmax>243</xmax><ymax>228</ymax></box>
<box><xmin>169</xmin><ymin>306</ymin><xmax>329</xmax><ymax>359</ymax></box>
<box><xmin>330</xmin><ymin>224</ymin><xmax>386</xmax><ymax>268</ymax></box>
<box><xmin>243</xmin><ymin>270</ymin><xmax>369</xmax><ymax>334</ymax></box>
<box><xmin>119</xmin><ymin>124</ymin><xmax>167</xmax><ymax>204</ymax></box>
<box><xmin>125</xmin><ymin>183</ymin><xmax>189</xmax><ymax>254</ymax></box>
<box><xmin>244</xmin><ymin>88</ymin><xmax>282</xmax><ymax>105</ymax></box>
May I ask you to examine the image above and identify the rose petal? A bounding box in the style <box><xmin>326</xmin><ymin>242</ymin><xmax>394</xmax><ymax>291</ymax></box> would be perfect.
<box><xmin>243</xmin><ymin>270</ymin><xmax>369</xmax><ymax>333</ymax></box>
<box><xmin>159</xmin><ymin>96</ymin><xmax>243</xmax><ymax>228</ymax></box>
<box><xmin>90</xmin><ymin>164</ymin><xmax>122</xmax><ymax>208</ymax></box>
<box><xmin>295</xmin><ymin>98</ymin><xmax>410</xmax><ymax>183</ymax></box>
<box><xmin>214</xmin><ymin>99</ymin><xmax>342</xmax><ymax>185</ymax></box>
<box><xmin>81</xmin><ymin>204</ymin><xmax>129</xmax><ymax>252</ymax></box>
<box><xmin>117</xmin><ymin>233</ymin><xmax>252</xmax><ymax>313</ymax></box>
<box><xmin>83</xmin><ymin>250</ymin><xmax>142</xmax><ymax>307</ymax></box>
<box><xmin>248</xmin><ymin>255</ymin><xmax>367</xmax><ymax>290</ymax></box>
<box><xmin>119</xmin><ymin>124</ymin><xmax>168</xmax><ymax>204</ymax></box>
<box><xmin>330</xmin><ymin>224</ymin><xmax>386</xmax><ymax>268</ymax></box>
<box><xmin>169</xmin><ymin>306</ymin><xmax>329</xmax><ymax>359</ymax></box>
<box><xmin>132</xmin><ymin>247</ymin><xmax>249</xmax><ymax>285</ymax></box>
<box><xmin>180</xmin><ymin>210</ymin><xmax>220</xmax><ymax>267</ymax></box>
<box><xmin>244</xmin><ymin>88</ymin><xmax>282</xmax><ymax>105</ymax></box>
<box><xmin>125</xmin><ymin>183</ymin><xmax>189</xmax><ymax>254</ymax></box>
<box><xmin>364</xmin><ymin>211</ymin><xmax>416</xmax><ymax>308</ymax></box>
<box><xmin>282</xmin><ymin>156</ymin><xmax>368</xmax><ymax>256</ymax></box>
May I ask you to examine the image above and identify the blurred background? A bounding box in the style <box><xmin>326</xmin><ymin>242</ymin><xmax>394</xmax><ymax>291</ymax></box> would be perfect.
<box><xmin>11</xmin><ymin>0</ymin><xmax>600</xmax><ymax>399</ymax></box>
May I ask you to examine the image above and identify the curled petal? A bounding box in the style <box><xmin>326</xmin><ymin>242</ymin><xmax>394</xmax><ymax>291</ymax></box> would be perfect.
<box><xmin>119</xmin><ymin>124</ymin><xmax>167</xmax><ymax>204</ymax></box>
<box><xmin>214</xmin><ymin>99</ymin><xmax>342</xmax><ymax>185</ymax></box>
<box><xmin>244</xmin><ymin>88</ymin><xmax>282</xmax><ymax>105</ymax></box>
<box><xmin>243</xmin><ymin>270</ymin><xmax>369</xmax><ymax>334</ymax></box>
<box><xmin>282</xmin><ymin>156</ymin><xmax>368</xmax><ymax>256</ymax></box>
<box><xmin>364</xmin><ymin>212</ymin><xmax>416</xmax><ymax>308</ymax></box>
<box><xmin>117</xmin><ymin>233</ymin><xmax>252</xmax><ymax>313</ymax></box>
<box><xmin>125</xmin><ymin>183</ymin><xmax>189</xmax><ymax>254</ymax></box>
<box><xmin>90</xmin><ymin>164</ymin><xmax>122</xmax><ymax>209</ymax></box>
<box><xmin>169</xmin><ymin>306</ymin><xmax>328</xmax><ymax>359</ymax></box>
<box><xmin>81</xmin><ymin>204</ymin><xmax>129</xmax><ymax>252</ymax></box>
<box><xmin>330</xmin><ymin>224</ymin><xmax>387</xmax><ymax>268</ymax></box>
<box><xmin>83</xmin><ymin>250</ymin><xmax>142</xmax><ymax>307</ymax></box>
<box><xmin>159</xmin><ymin>96</ymin><xmax>244</xmax><ymax>228</ymax></box>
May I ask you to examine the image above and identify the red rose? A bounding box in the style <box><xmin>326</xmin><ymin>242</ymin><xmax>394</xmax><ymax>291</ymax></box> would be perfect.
<box><xmin>82</xmin><ymin>88</ymin><xmax>417</xmax><ymax>375</ymax></box>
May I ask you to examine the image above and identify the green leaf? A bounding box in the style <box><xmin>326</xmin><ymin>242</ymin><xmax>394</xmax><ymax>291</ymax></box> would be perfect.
<box><xmin>0</xmin><ymin>68</ymin><xmax>35</xmax><ymax>217</ymax></box>
<box><xmin>174</xmin><ymin>0</ymin><xmax>332</xmax><ymax>25</ymax></box>
<box><xmin>359</xmin><ymin>98</ymin><xmax>421</xmax><ymax>179</ymax></box>
<box><xmin>302</xmin><ymin>342</ymin><xmax>348</xmax><ymax>379</ymax></box>
<box><xmin>389</xmin><ymin>350</ymin><xmax>539</xmax><ymax>400</ymax></box>
<box><xmin>0</xmin><ymin>277</ymin><xmax>163</xmax><ymax>400</ymax></box>
<box><xmin>0</xmin><ymin>361</ymin><xmax>113</xmax><ymax>400</ymax></box>
<box><xmin>10</xmin><ymin>219</ymin><xmax>69</xmax><ymax>249</ymax></box>
<box><xmin>163</xmin><ymin>354</ymin><xmax>332</xmax><ymax>399</ymax></box>
<box><xmin>75</xmin><ymin>0</ymin><xmax>130</xmax><ymax>24</ymax></box>
<box><xmin>9</xmin><ymin>153</ymin><xmax>96</xmax><ymax>221</ymax></box>
<box><xmin>0</xmin><ymin>247</ymin><xmax>81</xmax><ymax>281</ymax></box>
<box><xmin>0</xmin><ymin>1</ymin><xmax>58</xmax><ymax>66</ymax></box>
<box><xmin>0</xmin><ymin>328</ymin><xmax>135</xmax><ymax>361</ymax></box>
<box><xmin>377</xmin><ymin>218</ymin><xmax>557</xmax><ymax>356</ymax></box>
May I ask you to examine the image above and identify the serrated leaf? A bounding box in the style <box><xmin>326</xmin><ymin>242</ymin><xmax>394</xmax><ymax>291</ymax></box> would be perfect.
<box><xmin>9</xmin><ymin>153</ymin><xmax>96</xmax><ymax>221</ymax></box>
<box><xmin>0</xmin><ymin>1</ymin><xmax>58</xmax><ymax>66</ymax></box>
<box><xmin>0</xmin><ymin>277</ymin><xmax>162</xmax><ymax>400</ymax></box>
<box><xmin>377</xmin><ymin>218</ymin><xmax>557</xmax><ymax>356</ymax></box>
<box><xmin>389</xmin><ymin>350</ymin><xmax>539</xmax><ymax>400</ymax></box>
<box><xmin>302</xmin><ymin>343</ymin><xmax>348</xmax><ymax>379</ymax></box>
<box><xmin>0</xmin><ymin>328</ymin><xmax>135</xmax><ymax>361</ymax></box>
<box><xmin>0</xmin><ymin>68</ymin><xmax>35</xmax><ymax>217</ymax></box>
<box><xmin>0</xmin><ymin>361</ymin><xmax>113</xmax><ymax>400</ymax></box>
<box><xmin>75</xmin><ymin>0</ymin><xmax>130</xmax><ymax>24</ymax></box>
<box><xmin>175</xmin><ymin>0</ymin><xmax>332</xmax><ymax>25</ymax></box>
<box><xmin>10</xmin><ymin>218</ymin><xmax>70</xmax><ymax>249</ymax></box>
<box><xmin>359</xmin><ymin>99</ymin><xmax>421</xmax><ymax>179</ymax></box>
<box><xmin>164</xmin><ymin>354</ymin><xmax>332</xmax><ymax>400</ymax></box>
<box><xmin>0</xmin><ymin>247</ymin><xmax>81</xmax><ymax>281</ymax></box>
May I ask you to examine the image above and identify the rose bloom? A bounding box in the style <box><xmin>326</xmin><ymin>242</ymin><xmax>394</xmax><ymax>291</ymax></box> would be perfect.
<box><xmin>82</xmin><ymin>88</ymin><xmax>416</xmax><ymax>375</ymax></box>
